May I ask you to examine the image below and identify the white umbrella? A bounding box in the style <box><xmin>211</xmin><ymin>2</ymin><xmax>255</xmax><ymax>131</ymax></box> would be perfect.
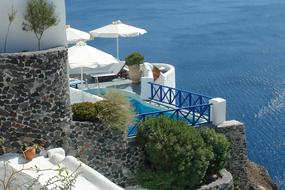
<box><xmin>68</xmin><ymin>41</ymin><xmax>119</xmax><ymax>85</ymax></box>
<box><xmin>89</xmin><ymin>20</ymin><xmax>147</xmax><ymax>59</ymax></box>
<box><xmin>66</xmin><ymin>25</ymin><xmax>91</xmax><ymax>44</ymax></box>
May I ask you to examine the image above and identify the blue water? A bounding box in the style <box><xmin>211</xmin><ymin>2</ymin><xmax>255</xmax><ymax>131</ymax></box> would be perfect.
<box><xmin>67</xmin><ymin>0</ymin><xmax>285</xmax><ymax>188</ymax></box>
<box><xmin>84</xmin><ymin>88</ymin><xmax>165</xmax><ymax>137</ymax></box>
<box><xmin>84</xmin><ymin>88</ymin><xmax>163</xmax><ymax>114</ymax></box>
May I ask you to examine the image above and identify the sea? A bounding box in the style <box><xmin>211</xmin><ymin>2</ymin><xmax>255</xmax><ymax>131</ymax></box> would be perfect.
<box><xmin>66</xmin><ymin>0</ymin><xmax>285</xmax><ymax>189</ymax></box>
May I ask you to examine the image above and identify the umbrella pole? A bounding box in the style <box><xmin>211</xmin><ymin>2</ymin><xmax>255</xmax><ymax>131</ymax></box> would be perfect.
<box><xmin>81</xmin><ymin>67</ymin><xmax>84</xmax><ymax>88</ymax></box>
<box><xmin>96</xmin><ymin>77</ymin><xmax>100</xmax><ymax>89</ymax></box>
<box><xmin>116</xmin><ymin>36</ymin><xmax>119</xmax><ymax>60</ymax></box>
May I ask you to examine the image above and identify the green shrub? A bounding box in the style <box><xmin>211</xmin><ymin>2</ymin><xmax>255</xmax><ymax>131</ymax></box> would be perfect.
<box><xmin>198</xmin><ymin>128</ymin><xmax>230</xmax><ymax>175</ymax></box>
<box><xmin>125</xmin><ymin>52</ymin><xmax>144</xmax><ymax>66</ymax></box>
<box><xmin>72</xmin><ymin>91</ymin><xmax>135</xmax><ymax>130</ymax></box>
<box><xmin>137</xmin><ymin>169</ymin><xmax>179</xmax><ymax>190</ymax></box>
<box><xmin>136</xmin><ymin>116</ymin><xmax>213</xmax><ymax>189</ymax></box>
<box><xmin>72</xmin><ymin>102</ymin><xmax>99</xmax><ymax>122</ymax></box>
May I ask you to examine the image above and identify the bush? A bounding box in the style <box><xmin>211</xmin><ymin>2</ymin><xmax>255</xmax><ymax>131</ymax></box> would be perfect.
<box><xmin>136</xmin><ymin>116</ymin><xmax>213</xmax><ymax>189</ymax></box>
<box><xmin>125</xmin><ymin>52</ymin><xmax>144</xmax><ymax>66</ymax></box>
<box><xmin>72</xmin><ymin>91</ymin><xmax>135</xmax><ymax>130</ymax></box>
<box><xmin>198</xmin><ymin>128</ymin><xmax>230</xmax><ymax>175</ymax></box>
<box><xmin>137</xmin><ymin>169</ymin><xmax>179</xmax><ymax>190</ymax></box>
<box><xmin>72</xmin><ymin>102</ymin><xmax>98</xmax><ymax>122</ymax></box>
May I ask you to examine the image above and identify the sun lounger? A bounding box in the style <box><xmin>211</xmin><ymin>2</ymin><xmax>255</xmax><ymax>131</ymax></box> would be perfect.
<box><xmin>90</xmin><ymin>61</ymin><xmax>126</xmax><ymax>82</ymax></box>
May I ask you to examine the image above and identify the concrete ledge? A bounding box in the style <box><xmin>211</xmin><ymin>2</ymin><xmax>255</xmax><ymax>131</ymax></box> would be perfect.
<box><xmin>217</xmin><ymin>120</ymin><xmax>244</xmax><ymax>128</ymax></box>
<box><xmin>0</xmin><ymin>46</ymin><xmax>66</xmax><ymax>56</ymax></box>
<box><xmin>197</xmin><ymin>169</ymin><xmax>234</xmax><ymax>190</ymax></box>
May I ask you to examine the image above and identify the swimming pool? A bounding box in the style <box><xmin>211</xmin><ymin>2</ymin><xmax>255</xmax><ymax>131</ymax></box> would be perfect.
<box><xmin>84</xmin><ymin>88</ymin><xmax>165</xmax><ymax>114</ymax></box>
<box><xmin>84</xmin><ymin>88</ymin><xmax>167</xmax><ymax>137</ymax></box>
<box><xmin>84</xmin><ymin>87</ymin><xmax>210</xmax><ymax>137</ymax></box>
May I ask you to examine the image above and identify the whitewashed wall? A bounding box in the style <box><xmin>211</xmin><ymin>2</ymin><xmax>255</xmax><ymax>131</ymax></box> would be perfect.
<box><xmin>154</xmin><ymin>63</ymin><xmax>176</xmax><ymax>88</ymax></box>
<box><xmin>140</xmin><ymin>62</ymin><xmax>176</xmax><ymax>100</ymax></box>
<box><xmin>0</xmin><ymin>0</ymin><xmax>66</xmax><ymax>53</ymax></box>
<box><xmin>70</xmin><ymin>88</ymin><xmax>103</xmax><ymax>104</ymax></box>
<box><xmin>141</xmin><ymin>62</ymin><xmax>154</xmax><ymax>99</ymax></box>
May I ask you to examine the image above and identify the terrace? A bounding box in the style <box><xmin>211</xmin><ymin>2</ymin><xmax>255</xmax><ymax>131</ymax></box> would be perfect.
<box><xmin>69</xmin><ymin>61</ymin><xmax>227</xmax><ymax>138</ymax></box>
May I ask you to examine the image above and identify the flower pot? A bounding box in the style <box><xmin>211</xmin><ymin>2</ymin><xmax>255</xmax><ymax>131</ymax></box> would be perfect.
<box><xmin>23</xmin><ymin>147</ymin><xmax>36</xmax><ymax>161</ymax></box>
<box><xmin>152</xmin><ymin>66</ymin><xmax>161</xmax><ymax>81</ymax></box>
<box><xmin>128</xmin><ymin>64</ymin><xmax>141</xmax><ymax>84</ymax></box>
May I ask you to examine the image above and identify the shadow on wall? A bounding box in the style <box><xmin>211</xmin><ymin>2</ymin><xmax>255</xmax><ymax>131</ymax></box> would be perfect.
<box><xmin>0</xmin><ymin>0</ymin><xmax>66</xmax><ymax>53</ymax></box>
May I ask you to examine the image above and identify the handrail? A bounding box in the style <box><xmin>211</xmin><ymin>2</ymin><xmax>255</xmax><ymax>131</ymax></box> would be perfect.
<box><xmin>128</xmin><ymin>103</ymin><xmax>212</xmax><ymax>138</ymax></box>
<box><xmin>149</xmin><ymin>82</ymin><xmax>212</xmax><ymax>109</ymax></box>
<box><xmin>148</xmin><ymin>82</ymin><xmax>213</xmax><ymax>99</ymax></box>
<box><xmin>136</xmin><ymin>103</ymin><xmax>211</xmax><ymax>117</ymax></box>
<box><xmin>127</xmin><ymin>83</ymin><xmax>213</xmax><ymax>138</ymax></box>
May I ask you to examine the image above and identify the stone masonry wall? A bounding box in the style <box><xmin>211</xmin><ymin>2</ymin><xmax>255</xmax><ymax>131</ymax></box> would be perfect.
<box><xmin>0</xmin><ymin>47</ymin><xmax>71</xmax><ymax>152</ymax></box>
<box><xmin>68</xmin><ymin>121</ymin><xmax>130</xmax><ymax>187</ymax></box>
<box><xmin>126</xmin><ymin>139</ymin><xmax>145</xmax><ymax>184</ymax></box>
<box><xmin>68</xmin><ymin>120</ymin><xmax>235</xmax><ymax>188</ymax></box>
<box><xmin>216</xmin><ymin>120</ymin><xmax>249</xmax><ymax>190</ymax></box>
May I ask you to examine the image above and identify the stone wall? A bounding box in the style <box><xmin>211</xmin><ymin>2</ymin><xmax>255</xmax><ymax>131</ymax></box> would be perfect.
<box><xmin>0</xmin><ymin>47</ymin><xmax>71</xmax><ymax>152</ymax></box>
<box><xmin>68</xmin><ymin>119</ymin><xmax>273</xmax><ymax>190</ymax></box>
<box><xmin>68</xmin><ymin>121</ymin><xmax>131</xmax><ymax>187</ymax></box>
<box><xmin>216</xmin><ymin>120</ymin><xmax>249</xmax><ymax>190</ymax></box>
<box><xmin>68</xmin><ymin>120</ymin><xmax>236</xmax><ymax>189</ymax></box>
<box><xmin>126</xmin><ymin>139</ymin><xmax>145</xmax><ymax>184</ymax></box>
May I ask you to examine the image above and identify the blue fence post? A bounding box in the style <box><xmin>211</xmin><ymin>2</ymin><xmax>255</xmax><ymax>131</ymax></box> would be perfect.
<box><xmin>169</xmin><ymin>88</ymin><xmax>172</xmax><ymax>104</ymax></box>
<box><xmin>178</xmin><ymin>91</ymin><xmax>182</xmax><ymax>107</ymax></box>
<box><xmin>159</xmin><ymin>86</ymin><xmax>163</xmax><ymax>102</ymax></box>
<box><xmin>150</xmin><ymin>82</ymin><xmax>153</xmax><ymax>99</ymax></box>
<box><xmin>192</xmin><ymin>107</ymin><xmax>195</xmax><ymax>125</ymax></box>
<box><xmin>208</xmin><ymin>105</ymin><xmax>211</xmax><ymax>123</ymax></box>
<box><xmin>199</xmin><ymin>96</ymin><xmax>203</xmax><ymax>114</ymax></box>
<box><xmin>189</xmin><ymin>94</ymin><xmax>192</xmax><ymax>107</ymax></box>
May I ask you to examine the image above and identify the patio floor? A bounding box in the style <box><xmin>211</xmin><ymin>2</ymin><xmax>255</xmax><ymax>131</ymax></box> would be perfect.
<box><xmin>75</xmin><ymin>78</ymin><xmax>141</xmax><ymax>95</ymax></box>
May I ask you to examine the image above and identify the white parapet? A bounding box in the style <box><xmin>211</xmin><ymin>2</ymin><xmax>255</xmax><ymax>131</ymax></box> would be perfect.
<box><xmin>140</xmin><ymin>62</ymin><xmax>154</xmax><ymax>100</ymax></box>
<box><xmin>1</xmin><ymin>148</ymin><xmax>124</xmax><ymax>190</ymax></box>
<box><xmin>140</xmin><ymin>62</ymin><xmax>176</xmax><ymax>100</ymax></box>
<box><xmin>141</xmin><ymin>77</ymin><xmax>153</xmax><ymax>100</ymax></box>
<box><xmin>153</xmin><ymin>63</ymin><xmax>176</xmax><ymax>88</ymax></box>
<box><xmin>70</xmin><ymin>87</ymin><xmax>103</xmax><ymax>104</ymax></box>
<box><xmin>209</xmin><ymin>98</ymin><xmax>226</xmax><ymax>126</ymax></box>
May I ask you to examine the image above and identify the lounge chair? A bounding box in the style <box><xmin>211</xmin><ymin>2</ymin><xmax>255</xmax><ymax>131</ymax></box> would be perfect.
<box><xmin>89</xmin><ymin>61</ymin><xmax>126</xmax><ymax>82</ymax></box>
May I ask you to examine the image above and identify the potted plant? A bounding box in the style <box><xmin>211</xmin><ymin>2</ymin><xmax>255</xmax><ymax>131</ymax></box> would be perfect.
<box><xmin>0</xmin><ymin>136</ymin><xmax>5</xmax><ymax>155</ymax></box>
<box><xmin>22</xmin><ymin>144</ymin><xmax>42</xmax><ymax>161</ymax></box>
<box><xmin>22</xmin><ymin>0</ymin><xmax>59</xmax><ymax>50</ymax></box>
<box><xmin>125</xmin><ymin>52</ymin><xmax>144</xmax><ymax>84</ymax></box>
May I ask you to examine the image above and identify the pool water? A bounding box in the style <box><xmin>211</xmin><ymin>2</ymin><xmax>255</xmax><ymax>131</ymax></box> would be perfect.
<box><xmin>84</xmin><ymin>88</ymin><xmax>164</xmax><ymax>114</ymax></box>
<box><xmin>84</xmin><ymin>88</ymin><xmax>166</xmax><ymax>137</ymax></box>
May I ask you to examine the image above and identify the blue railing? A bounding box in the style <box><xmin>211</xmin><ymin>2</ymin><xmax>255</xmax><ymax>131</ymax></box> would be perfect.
<box><xmin>128</xmin><ymin>83</ymin><xmax>213</xmax><ymax>138</ymax></box>
<box><xmin>149</xmin><ymin>82</ymin><xmax>212</xmax><ymax>108</ymax></box>
<box><xmin>128</xmin><ymin>103</ymin><xmax>211</xmax><ymax>138</ymax></box>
